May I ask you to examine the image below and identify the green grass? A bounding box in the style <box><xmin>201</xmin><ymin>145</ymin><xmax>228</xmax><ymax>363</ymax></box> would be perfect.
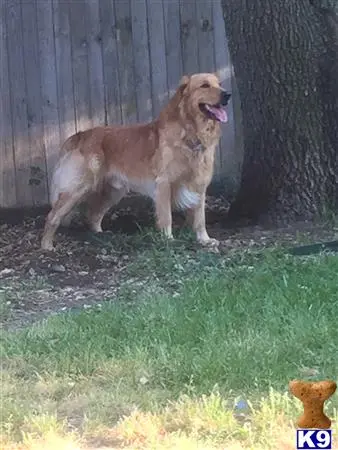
<box><xmin>0</xmin><ymin>289</ymin><xmax>12</xmax><ymax>322</ymax></box>
<box><xmin>1</xmin><ymin>247</ymin><xmax>338</xmax><ymax>449</ymax></box>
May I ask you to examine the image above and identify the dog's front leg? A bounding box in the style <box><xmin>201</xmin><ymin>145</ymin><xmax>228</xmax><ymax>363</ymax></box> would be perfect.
<box><xmin>187</xmin><ymin>191</ymin><xmax>219</xmax><ymax>247</ymax></box>
<box><xmin>155</xmin><ymin>179</ymin><xmax>173</xmax><ymax>239</ymax></box>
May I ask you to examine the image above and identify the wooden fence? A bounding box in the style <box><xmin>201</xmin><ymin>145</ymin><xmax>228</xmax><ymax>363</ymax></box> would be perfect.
<box><xmin>0</xmin><ymin>0</ymin><xmax>242</xmax><ymax>209</ymax></box>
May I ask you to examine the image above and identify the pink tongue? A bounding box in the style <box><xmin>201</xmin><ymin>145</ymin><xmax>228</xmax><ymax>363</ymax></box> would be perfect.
<box><xmin>206</xmin><ymin>105</ymin><xmax>228</xmax><ymax>123</ymax></box>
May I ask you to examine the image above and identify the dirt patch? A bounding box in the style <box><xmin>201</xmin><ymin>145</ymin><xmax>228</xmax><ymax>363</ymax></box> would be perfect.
<box><xmin>1</xmin><ymin>194</ymin><xmax>336</xmax><ymax>329</ymax></box>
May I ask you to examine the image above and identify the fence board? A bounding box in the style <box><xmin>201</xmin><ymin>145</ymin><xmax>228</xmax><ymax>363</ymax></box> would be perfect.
<box><xmin>21</xmin><ymin>0</ymin><xmax>49</xmax><ymax>206</ymax></box>
<box><xmin>196</xmin><ymin>0</ymin><xmax>215</xmax><ymax>73</ymax></box>
<box><xmin>6</xmin><ymin>0</ymin><xmax>32</xmax><ymax>206</ymax></box>
<box><xmin>212</xmin><ymin>0</ymin><xmax>236</xmax><ymax>177</ymax></box>
<box><xmin>163</xmin><ymin>0</ymin><xmax>183</xmax><ymax>97</ymax></box>
<box><xmin>179</xmin><ymin>0</ymin><xmax>199</xmax><ymax>75</ymax></box>
<box><xmin>196</xmin><ymin>0</ymin><xmax>225</xmax><ymax>180</ymax></box>
<box><xmin>115</xmin><ymin>0</ymin><xmax>137</xmax><ymax>124</ymax></box>
<box><xmin>36</xmin><ymin>0</ymin><xmax>60</xmax><ymax>194</ymax></box>
<box><xmin>146</xmin><ymin>0</ymin><xmax>168</xmax><ymax>117</ymax></box>
<box><xmin>86</xmin><ymin>0</ymin><xmax>105</xmax><ymax>127</ymax></box>
<box><xmin>53</xmin><ymin>0</ymin><xmax>76</xmax><ymax>145</ymax></box>
<box><xmin>0</xmin><ymin>2</ymin><xmax>16</xmax><ymax>207</ymax></box>
<box><xmin>131</xmin><ymin>0</ymin><xmax>153</xmax><ymax>122</ymax></box>
<box><xmin>99</xmin><ymin>0</ymin><xmax>121</xmax><ymax>125</ymax></box>
<box><xmin>69</xmin><ymin>0</ymin><xmax>92</xmax><ymax>131</ymax></box>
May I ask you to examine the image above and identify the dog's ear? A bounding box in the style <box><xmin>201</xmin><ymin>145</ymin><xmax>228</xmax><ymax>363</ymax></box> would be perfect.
<box><xmin>178</xmin><ymin>75</ymin><xmax>190</xmax><ymax>94</ymax></box>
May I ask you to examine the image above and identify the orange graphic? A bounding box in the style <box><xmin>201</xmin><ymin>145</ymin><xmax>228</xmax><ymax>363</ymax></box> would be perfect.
<box><xmin>289</xmin><ymin>379</ymin><xmax>337</xmax><ymax>429</ymax></box>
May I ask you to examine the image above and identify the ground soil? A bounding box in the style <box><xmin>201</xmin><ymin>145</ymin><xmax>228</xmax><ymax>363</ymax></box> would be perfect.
<box><xmin>1</xmin><ymin>194</ymin><xmax>336</xmax><ymax>330</ymax></box>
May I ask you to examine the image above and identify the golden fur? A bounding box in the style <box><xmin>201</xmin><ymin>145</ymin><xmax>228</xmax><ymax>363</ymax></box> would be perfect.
<box><xmin>41</xmin><ymin>73</ymin><xmax>231</xmax><ymax>250</ymax></box>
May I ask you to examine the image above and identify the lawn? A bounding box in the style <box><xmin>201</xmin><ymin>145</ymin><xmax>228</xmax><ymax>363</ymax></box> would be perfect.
<box><xmin>1</xmin><ymin>239</ymin><xmax>338</xmax><ymax>449</ymax></box>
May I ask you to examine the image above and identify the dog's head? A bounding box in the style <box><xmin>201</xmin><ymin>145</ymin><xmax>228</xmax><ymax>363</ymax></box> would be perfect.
<box><xmin>179</xmin><ymin>73</ymin><xmax>231</xmax><ymax>124</ymax></box>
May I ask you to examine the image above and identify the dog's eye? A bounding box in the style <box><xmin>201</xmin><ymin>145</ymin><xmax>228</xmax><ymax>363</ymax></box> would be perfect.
<box><xmin>201</xmin><ymin>83</ymin><xmax>210</xmax><ymax>88</ymax></box>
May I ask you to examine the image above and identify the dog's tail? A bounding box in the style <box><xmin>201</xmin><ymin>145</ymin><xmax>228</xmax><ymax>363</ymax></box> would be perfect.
<box><xmin>50</xmin><ymin>151</ymin><xmax>83</xmax><ymax>206</ymax></box>
<box><xmin>61</xmin><ymin>131</ymin><xmax>85</xmax><ymax>153</ymax></box>
<box><xmin>50</xmin><ymin>131</ymin><xmax>102</xmax><ymax>206</ymax></box>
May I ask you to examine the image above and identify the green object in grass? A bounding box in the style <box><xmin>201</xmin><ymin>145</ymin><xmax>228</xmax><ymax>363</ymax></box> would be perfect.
<box><xmin>289</xmin><ymin>240</ymin><xmax>338</xmax><ymax>256</ymax></box>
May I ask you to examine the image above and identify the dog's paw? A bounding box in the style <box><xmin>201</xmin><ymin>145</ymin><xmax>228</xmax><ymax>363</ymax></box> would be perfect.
<box><xmin>163</xmin><ymin>234</ymin><xmax>174</xmax><ymax>242</ymax></box>
<box><xmin>89</xmin><ymin>225</ymin><xmax>103</xmax><ymax>233</ymax></box>
<box><xmin>198</xmin><ymin>237</ymin><xmax>220</xmax><ymax>252</ymax></box>
<box><xmin>41</xmin><ymin>242</ymin><xmax>55</xmax><ymax>252</ymax></box>
<box><xmin>199</xmin><ymin>237</ymin><xmax>219</xmax><ymax>247</ymax></box>
<box><xmin>160</xmin><ymin>227</ymin><xmax>174</xmax><ymax>240</ymax></box>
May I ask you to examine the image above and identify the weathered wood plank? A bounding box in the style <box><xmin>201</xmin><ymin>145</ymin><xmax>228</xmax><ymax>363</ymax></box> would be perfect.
<box><xmin>130</xmin><ymin>0</ymin><xmax>152</xmax><ymax>122</ymax></box>
<box><xmin>114</xmin><ymin>0</ymin><xmax>137</xmax><ymax>124</ymax></box>
<box><xmin>163</xmin><ymin>0</ymin><xmax>183</xmax><ymax>97</ymax></box>
<box><xmin>196</xmin><ymin>0</ymin><xmax>223</xmax><ymax>180</ymax></box>
<box><xmin>212</xmin><ymin>0</ymin><xmax>236</xmax><ymax>178</ymax></box>
<box><xmin>36</xmin><ymin>0</ymin><xmax>60</xmax><ymax>198</ymax></box>
<box><xmin>146</xmin><ymin>0</ymin><xmax>168</xmax><ymax>117</ymax></box>
<box><xmin>212</xmin><ymin>1</ymin><xmax>232</xmax><ymax>94</ymax></box>
<box><xmin>69</xmin><ymin>0</ymin><xmax>92</xmax><ymax>131</ymax></box>
<box><xmin>53</xmin><ymin>0</ymin><xmax>76</xmax><ymax>145</ymax></box>
<box><xmin>0</xmin><ymin>2</ymin><xmax>16</xmax><ymax>207</ymax></box>
<box><xmin>6</xmin><ymin>0</ymin><xmax>32</xmax><ymax>206</ymax></box>
<box><xmin>86</xmin><ymin>0</ymin><xmax>105</xmax><ymax>127</ymax></box>
<box><xmin>99</xmin><ymin>0</ymin><xmax>122</xmax><ymax>125</ymax></box>
<box><xmin>196</xmin><ymin>0</ymin><xmax>215</xmax><ymax>73</ymax></box>
<box><xmin>21</xmin><ymin>0</ymin><xmax>49</xmax><ymax>206</ymax></box>
<box><xmin>179</xmin><ymin>0</ymin><xmax>199</xmax><ymax>75</ymax></box>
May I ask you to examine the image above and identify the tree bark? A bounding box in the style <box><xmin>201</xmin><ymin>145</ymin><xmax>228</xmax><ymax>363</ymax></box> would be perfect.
<box><xmin>221</xmin><ymin>0</ymin><xmax>338</xmax><ymax>224</ymax></box>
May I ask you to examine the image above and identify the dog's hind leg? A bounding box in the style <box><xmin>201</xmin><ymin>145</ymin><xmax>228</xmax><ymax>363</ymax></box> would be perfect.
<box><xmin>42</xmin><ymin>151</ymin><xmax>95</xmax><ymax>250</ymax></box>
<box><xmin>85</xmin><ymin>184</ymin><xmax>127</xmax><ymax>232</ymax></box>
<box><xmin>60</xmin><ymin>209</ymin><xmax>77</xmax><ymax>227</ymax></box>
<box><xmin>41</xmin><ymin>185</ymin><xmax>90</xmax><ymax>250</ymax></box>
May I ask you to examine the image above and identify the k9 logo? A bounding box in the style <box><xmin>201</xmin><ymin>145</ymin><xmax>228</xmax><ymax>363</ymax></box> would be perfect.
<box><xmin>296</xmin><ymin>429</ymin><xmax>332</xmax><ymax>449</ymax></box>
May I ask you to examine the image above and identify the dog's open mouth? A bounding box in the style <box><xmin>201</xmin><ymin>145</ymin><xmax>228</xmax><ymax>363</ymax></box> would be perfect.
<box><xmin>199</xmin><ymin>103</ymin><xmax>228</xmax><ymax>123</ymax></box>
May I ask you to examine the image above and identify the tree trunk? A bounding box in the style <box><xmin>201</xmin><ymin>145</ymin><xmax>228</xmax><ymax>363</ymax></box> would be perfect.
<box><xmin>221</xmin><ymin>0</ymin><xmax>338</xmax><ymax>224</ymax></box>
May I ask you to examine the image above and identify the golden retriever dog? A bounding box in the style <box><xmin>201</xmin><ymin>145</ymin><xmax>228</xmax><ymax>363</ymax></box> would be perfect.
<box><xmin>41</xmin><ymin>73</ymin><xmax>231</xmax><ymax>251</ymax></box>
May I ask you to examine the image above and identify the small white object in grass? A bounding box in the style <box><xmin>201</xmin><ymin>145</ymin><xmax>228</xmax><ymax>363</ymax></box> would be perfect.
<box><xmin>282</xmin><ymin>274</ymin><xmax>288</xmax><ymax>287</ymax></box>
<box><xmin>0</xmin><ymin>268</ymin><xmax>14</xmax><ymax>276</ymax></box>
<box><xmin>64</xmin><ymin>287</ymin><xmax>73</xmax><ymax>293</ymax></box>
<box><xmin>51</xmin><ymin>264</ymin><xmax>66</xmax><ymax>273</ymax></box>
<box><xmin>299</xmin><ymin>366</ymin><xmax>319</xmax><ymax>377</ymax></box>
<box><xmin>139</xmin><ymin>376</ymin><xmax>149</xmax><ymax>385</ymax></box>
<box><xmin>298</xmin><ymin>284</ymin><xmax>310</xmax><ymax>291</ymax></box>
<box><xmin>83</xmin><ymin>304</ymin><xmax>91</xmax><ymax>309</ymax></box>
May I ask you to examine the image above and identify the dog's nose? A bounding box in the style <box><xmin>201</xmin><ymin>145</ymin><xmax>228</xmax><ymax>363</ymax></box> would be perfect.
<box><xmin>221</xmin><ymin>90</ymin><xmax>231</xmax><ymax>105</ymax></box>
